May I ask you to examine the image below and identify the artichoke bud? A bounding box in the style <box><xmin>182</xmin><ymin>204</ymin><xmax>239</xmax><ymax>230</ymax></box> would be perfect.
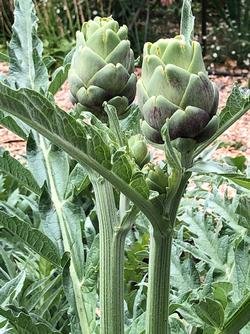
<box><xmin>68</xmin><ymin>17</ymin><xmax>136</xmax><ymax>118</ymax></box>
<box><xmin>143</xmin><ymin>164</ymin><xmax>168</xmax><ymax>194</ymax></box>
<box><xmin>128</xmin><ymin>134</ymin><xmax>150</xmax><ymax>167</ymax></box>
<box><xmin>137</xmin><ymin>35</ymin><xmax>219</xmax><ymax>145</ymax></box>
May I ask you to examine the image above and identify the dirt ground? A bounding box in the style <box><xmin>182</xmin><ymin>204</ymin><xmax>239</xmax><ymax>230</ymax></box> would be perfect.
<box><xmin>0</xmin><ymin>62</ymin><xmax>249</xmax><ymax>160</ymax></box>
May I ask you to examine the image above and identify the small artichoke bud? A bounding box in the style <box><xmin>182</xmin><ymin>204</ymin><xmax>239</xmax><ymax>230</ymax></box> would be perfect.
<box><xmin>68</xmin><ymin>17</ymin><xmax>136</xmax><ymax>117</ymax></box>
<box><xmin>128</xmin><ymin>134</ymin><xmax>150</xmax><ymax>167</ymax></box>
<box><xmin>143</xmin><ymin>164</ymin><xmax>168</xmax><ymax>194</ymax></box>
<box><xmin>137</xmin><ymin>35</ymin><xmax>219</xmax><ymax>144</ymax></box>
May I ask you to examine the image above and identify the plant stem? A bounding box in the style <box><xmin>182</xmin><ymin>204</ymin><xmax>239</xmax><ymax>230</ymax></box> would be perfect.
<box><xmin>146</xmin><ymin>172</ymin><xmax>191</xmax><ymax>334</ymax></box>
<box><xmin>169</xmin><ymin>172</ymin><xmax>192</xmax><ymax>222</ymax></box>
<box><xmin>146</xmin><ymin>229</ymin><xmax>173</xmax><ymax>334</ymax></box>
<box><xmin>111</xmin><ymin>230</ymin><xmax>127</xmax><ymax>333</ymax></box>
<box><xmin>218</xmin><ymin>294</ymin><xmax>250</xmax><ymax>334</ymax></box>
<box><xmin>89</xmin><ymin>172</ymin><xmax>127</xmax><ymax>334</ymax></box>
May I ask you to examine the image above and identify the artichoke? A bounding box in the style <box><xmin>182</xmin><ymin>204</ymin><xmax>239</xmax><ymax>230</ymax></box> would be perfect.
<box><xmin>128</xmin><ymin>134</ymin><xmax>150</xmax><ymax>167</ymax></box>
<box><xmin>137</xmin><ymin>35</ymin><xmax>219</xmax><ymax>144</ymax></box>
<box><xmin>68</xmin><ymin>17</ymin><xmax>136</xmax><ymax>117</ymax></box>
<box><xmin>143</xmin><ymin>164</ymin><xmax>169</xmax><ymax>194</ymax></box>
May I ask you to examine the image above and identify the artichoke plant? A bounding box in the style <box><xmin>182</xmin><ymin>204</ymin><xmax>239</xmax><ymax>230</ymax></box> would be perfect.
<box><xmin>68</xmin><ymin>17</ymin><xmax>136</xmax><ymax>117</ymax></box>
<box><xmin>137</xmin><ymin>35</ymin><xmax>219</xmax><ymax>144</ymax></box>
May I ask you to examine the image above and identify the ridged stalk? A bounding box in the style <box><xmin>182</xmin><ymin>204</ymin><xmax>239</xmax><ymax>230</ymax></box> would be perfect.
<box><xmin>146</xmin><ymin>172</ymin><xmax>191</xmax><ymax>334</ymax></box>
<box><xmin>146</xmin><ymin>230</ymin><xmax>173</xmax><ymax>334</ymax></box>
<box><xmin>111</xmin><ymin>231</ymin><xmax>127</xmax><ymax>333</ymax></box>
<box><xmin>89</xmin><ymin>172</ymin><xmax>127</xmax><ymax>334</ymax></box>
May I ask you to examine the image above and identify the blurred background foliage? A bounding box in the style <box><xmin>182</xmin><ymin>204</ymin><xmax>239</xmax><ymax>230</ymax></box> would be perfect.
<box><xmin>0</xmin><ymin>0</ymin><xmax>249</xmax><ymax>70</ymax></box>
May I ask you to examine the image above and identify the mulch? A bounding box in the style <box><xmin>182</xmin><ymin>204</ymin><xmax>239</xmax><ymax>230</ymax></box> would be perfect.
<box><xmin>0</xmin><ymin>62</ymin><xmax>249</xmax><ymax>160</ymax></box>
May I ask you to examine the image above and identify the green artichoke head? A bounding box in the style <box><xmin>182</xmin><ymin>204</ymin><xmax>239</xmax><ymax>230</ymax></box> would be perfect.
<box><xmin>69</xmin><ymin>17</ymin><xmax>136</xmax><ymax>116</ymax></box>
<box><xmin>137</xmin><ymin>35</ymin><xmax>219</xmax><ymax>144</ymax></box>
<box><xmin>143</xmin><ymin>164</ymin><xmax>169</xmax><ymax>194</ymax></box>
<box><xmin>128</xmin><ymin>134</ymin><xmax>150</xmax><ymax>167</ymax></box>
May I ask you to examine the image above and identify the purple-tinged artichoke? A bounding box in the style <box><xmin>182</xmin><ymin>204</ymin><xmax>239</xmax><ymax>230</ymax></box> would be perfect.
<box><xmin>137</xmin><ymin>35</ymin><xmax>219</xmax><ymax>144</ymax></box>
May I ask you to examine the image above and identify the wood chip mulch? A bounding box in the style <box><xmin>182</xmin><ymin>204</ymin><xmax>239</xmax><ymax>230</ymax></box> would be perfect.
<box><xmin>0</xmin><ymin>62</ymin><xmax>249</xmax><ymax>161</ymax></box>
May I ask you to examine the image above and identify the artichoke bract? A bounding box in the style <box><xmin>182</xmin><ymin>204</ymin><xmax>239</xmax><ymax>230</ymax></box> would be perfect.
<box><xmin>68</xmin><ymin>17</ymin><xmax>136</xmax><ymax>117</ymax></box>
<box><xmin>137</xmin><ymin>35</ymin><xmax>219</xmax><ymax>144</ymax></box>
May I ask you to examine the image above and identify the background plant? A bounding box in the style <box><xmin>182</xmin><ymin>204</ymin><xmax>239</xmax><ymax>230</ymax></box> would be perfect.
<box><xmin>1</xmin><ymin>0</ymin><xmax>249</xmax><ymax>69</ymax></box>
<box><xmin>205</xmin><ymin>0</ymin><xmax>250</xmax><ymax>69</ymax></box>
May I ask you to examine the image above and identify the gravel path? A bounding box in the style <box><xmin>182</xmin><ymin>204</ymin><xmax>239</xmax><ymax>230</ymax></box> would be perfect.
<box><xmin>0</xmin><ymin>62</ymin><xmax>249</xmax><ymax>160</ymax></box>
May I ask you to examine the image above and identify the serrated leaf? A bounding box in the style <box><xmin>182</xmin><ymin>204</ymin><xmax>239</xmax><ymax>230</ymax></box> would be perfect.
<box><xmin>112</xmin><ymin>151</ymin><xmax>133</xmax><ymax>183</ymax></box>
<box><xmin>169</xmin><ymin>317</ymin><xmax>188</xmax><ymax>334</ymax></box>
<box><xmin>171</xmin><ymin>248</ymin><xmax>200</xmax><ymax>293</ymax></box>
<box><xmin>120</xmin><ymin>105</ymin><xmax>141</xmax><ymax>136</ymax></box>
<box><xmin>220</xmin><ymin>86</ymin><xmax>250</xmax><ymax>127</ymax></box>
<box><xmin>204</xmin><ymin>191</ymin><xmax>244</xmax><ymax>233</ymax></box>
<box><xmin>132</xmin><ymin>275</ymin><xmax>147</xmax><ymax>320</ymax></box>
<box><xmin>0</xmin><ymin>112</ymin><xmax>28</xmax><ymax>140</ymax></box>
<box><xmin>8</xmin><ymin>0</ymin><xmax>48</xmax><ymax>91</ymax></box>
<box><xmin>194</xmin><ymin>298</ymin><xmax>225</xmax><ymax>329</ymax></box>
<box><xmin>126</xmin><ymin>313</ymin><xmax>145</xmax><ymax>334</ymax></box>
<box><xmin>66</xmin><ymin>163</ymin><xmax>90</xmax><ymax>198</ymax></box>
<box><xmin>190</xmin><ymin>161</ymin><xmax>238</xmax><ymax>175</ymax></box>
<box><xmin>180</xmin><ymin>212</ymin><xmax>228</xmax><ymax>270</ymax></box>
<box><xmin>236</xmin><ymin>196</ymin><xmax>250</xmax><ymax>230</ymax></box>
<box><xmin>0</xmin><ymin>247</ymin><xmax>16</xmax><ymax>279</ymax></box>
<box><xmin>0</xmin><ymin>305</ymin><xmax>60</xmax><ymax>334</ymax></box>
<box><xmin>0</xmin><ymin>211</ymin><xmax>61</xmax><ymax>267</ymax></box>
<box><xmin>0</xmin><ymin>271</ymin><xmax>26</xmax><ymax>305</ymax></box>
<box><xmin>232</xmin><ymin>240</ymin><xmax>250</xmax><ymax>302</ymax></box>
<box><xmin>0</xmin><ymin>152</ymin><xmax>41</xmax><ymax>195</ymax></box>
<box><xmin>174</xmin><ymin>239</ymin><xmax>211</xmax><ymax>265</ymax></box>
<box><xmin>130</xmin><ymin>173</ymin><xmax>149</xmax><ymax>199</ymax></box>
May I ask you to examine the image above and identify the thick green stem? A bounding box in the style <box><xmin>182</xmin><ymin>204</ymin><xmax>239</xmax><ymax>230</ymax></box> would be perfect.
<box><xmin>89</xmin><ymin>173</ymin><xmax>127</xmax><ymax>334</ymax></box>
<box><xmin>218</xmin><ymin>294</ymin><xmax>250</xmax><ymax>334</ymax></box>
<box><xmin>111</xmin><ymin>231</ymin><xmax>127</xmax><ymax>333</ymax></box>
<box><xmin>146</xmin><ymin>172</ymin><xmax>191</xmax><ymax>334</ymax></box>
<box><xmin>146</xmin><ymin>230</ymin><xmax>173</xmax><ymax>334</ymax></box>
<box><xmin>169</xmin><ymin>172</ymin><xmax>192</xmax><ymax>222</ymax></box>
